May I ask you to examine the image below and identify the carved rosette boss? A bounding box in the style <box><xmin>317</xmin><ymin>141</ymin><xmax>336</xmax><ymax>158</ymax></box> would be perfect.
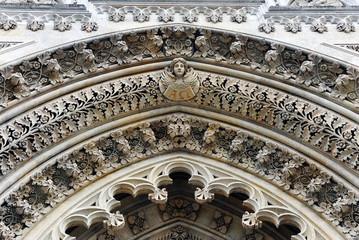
<box><xmin>159</xmin><ymin>58</ymin><xmax>199</xmax><ymax>101</ymax></box>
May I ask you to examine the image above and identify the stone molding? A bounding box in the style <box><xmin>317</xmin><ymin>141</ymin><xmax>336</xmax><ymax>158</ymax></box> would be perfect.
<box><xmin>0</xmin><ymin>114</ymin><xmax>356</xmax><ymax>239</ymax></box>
<box><xmin>25</xmin><ymin>157</ymin><xmax>331</xmax><ymax>240</ymax></box>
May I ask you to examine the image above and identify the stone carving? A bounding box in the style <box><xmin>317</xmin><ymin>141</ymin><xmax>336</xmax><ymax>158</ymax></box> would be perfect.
<box><xmin>108</xmin><ymin>8</ymin><xmax>125</xmax><ymax>22</ymax></box>
<box><xmin>167</xmin><ymin>114</ymin><xmax>191</xmax><ymax>142</ymax></box>
<box><xmin>0</xmin><ymin>20</ymin><xmax>17</xmax><ymax>31</ymax></box>
<box><xmin>0</xmin><ymin>116</ymin><xmax>357</xmax><ymax>238</ymax></box>
<box><xmin>284</xmin><ymin>21</ymin><xmax>302</xmax><ymax>33</ymax></box>
<box><xmin>54</xmin><ymin>42</ymin><xmax>97</xmax><ymax>76</ymax></box>
<box><xmin>133</xmin><ymin>9</ymin><xmax>150</xmax><ymax>22</ymax></box>
<box><xmin>103</xmin><ymin>211</ymin><xmax>125</xmax><ymax>236</ymax></box>
<box><xmin>241</xmin><ymin>229</ymin><xmax>264</xmax><ymax>240</ymax></box>
<box><xmin>148</xmin><ymin>188</ymin><xmax>168</xmax><ymax>204</ymax></box>
<box><xmin>258</xmin><ymin>22</ymin><xmax>275</xmax><ymax>34</ymax></box>
<box><xmin>203</xmin><ymin>122</ymin><xmax>220</xmax><ymax>146</ymax></box>
<box><xmin>158</xmin><ymin>9</ymin><xmax>174</xmax><ymax>23</ymax></box>
<box><xmin>242</xmin><ymin>211</ymin><xmax>262</xmax><ymax>230</ymax></box>
<box><xmin>160</xmin><ymin>225</ymin><xmax>202</xmax><ymax>240</ymax></box>
<box><xmin>1</xmin><ymin>26</ymin><xmax>359</xmax><ymax>108</ymax></box>
<box><xmin>27</xmin><ymin>20</ymin><xmax>44</xmax><ymax>31</ymax></box>
<box><xmin>159</xmin><ymin>198</ymin><xmax>200</xmax><ymax>221</ymax></box>
<box><xmin>310</xmin><ymin>20</ymin><xmax>328</xmax><ymax>33</ymax></box>
<box><xmin>81</xmin><ymin>22</ymin><xmax>98</xmax><ymax>33</ymax></box>
<box><xmin>182</xmin><ymin>10</ymin><xmax>198</xmax><ymax>23</ymax></box>
<box><xmin>54</xmin><ymin>20</ymin><xmax>71</xmax><ymax>32</ymax></box>
<box><xmin>206</xmin><ymin>10</ymin><xmax>222</xmax><ymax>23</ymax></box>
<box><xmin>337</xmin><ymin>20</ymin><xmax>355</xmax><ymax>33</ymax></box>
<box><xmin>159</xmin><ymin>58</ymin><xmax>199</xmax><ymax>101</ymax></box>
<box><xmin>291</xmin><ymin>0</ymin><xmax>343</xmax><ymax>6</ymax></box>
<box><xmin>194</xmin><ymin>187</ymin><xmax>214</xmax><ymax>204</ymax></box>
<box><xmin>209</xmin><ymin>211</ymin><xmax>233</xmax><ymax>234</ymax></box>
<box><xmin>0</xmin><ymin>66</ymin><xmax>28</xmax><ymax>107</ymax></box>
<box><xmin>230</xmin><ymin>9</ymin><xmax>247</xmax><ymax>23</ymax></box>
<box><xmin>127</xmin><ymin>211</ymin><xmax>149</xmax><ymax>234</ymax></box>
<box><xmin>161</xmin><ymin>26</ymin><xmax>195</xmax><ymax>57</ymax></box>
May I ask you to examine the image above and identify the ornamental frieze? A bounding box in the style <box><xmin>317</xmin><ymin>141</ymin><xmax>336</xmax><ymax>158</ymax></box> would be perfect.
<box><xmin>0</xmin><ymin>67</ymin><xmax>358</xmax><ymax>181</ymax></box>
<box><xmin>0</xmin><ymin>26</ymin><xmax>359</xmax><ymax>111</ymax></box>
<box><xmin>0</xmin><ymin>114</ymin><xmax>358</xmax><ymax>239</ymax></box>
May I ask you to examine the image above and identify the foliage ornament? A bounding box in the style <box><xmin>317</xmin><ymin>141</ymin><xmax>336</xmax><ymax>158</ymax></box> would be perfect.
<box><xmin>1</xmin><ymin>25</ymin><xmax>359</xmax><ymax>110</ymax></box>
<box><xmin>0</xmin><ymin>114</ymin><xmax>358</xmax><ymax>239</ymax></box>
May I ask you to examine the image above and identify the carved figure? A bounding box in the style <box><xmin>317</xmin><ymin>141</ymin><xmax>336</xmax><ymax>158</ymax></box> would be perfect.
<box><xmin>159</xmin><ymin>58</ymin><xmax>199</xmax><ymax>101</ymax></box>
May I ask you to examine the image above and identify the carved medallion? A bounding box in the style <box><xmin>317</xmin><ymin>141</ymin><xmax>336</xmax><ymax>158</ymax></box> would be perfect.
<box><xmin>159</xmin><ymin>58</ymin><xmax>199</xmax><ymax>101</ymax></box>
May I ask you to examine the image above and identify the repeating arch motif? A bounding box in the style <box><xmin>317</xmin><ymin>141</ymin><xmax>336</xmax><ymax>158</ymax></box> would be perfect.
<box><xmin>30</xmin><ymin>157</ymin><xmax>328</xmax><ymax>240</ymax></box>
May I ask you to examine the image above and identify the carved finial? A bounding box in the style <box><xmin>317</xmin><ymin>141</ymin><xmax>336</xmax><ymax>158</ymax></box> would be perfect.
<box><xmin>195</xmin><ymin>187</ymin><xmax>214</xmax><ymax>204</ymax></box>
<box><xmin>149</xmin><ymin>188</ymin><xmax>168</xmax><ymax>204</ymax></box>
<box><xmin>103</xmin><ymin>211</ymin><xmax>125</xmax><ymax>236</ymax></box>
<box><xmin>242</xmin><ymin>211</ymin><xmax>262</xmax><ymax>230</ymax></box>
<box><xmin>159</xmin><ymin>58</ymin><xmax>199</xmax><ymax>101</ymax></box>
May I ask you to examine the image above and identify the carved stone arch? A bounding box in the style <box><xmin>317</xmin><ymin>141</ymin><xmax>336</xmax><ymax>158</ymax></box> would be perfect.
<box><xmin>25</xmin><ymin>155</ymin><xmax>332</xmax><ymax>240</ymax></box>
<box><xmin>0</xmin><ymin>24</ymin><xmax>359</xmax><ymax>240</ymax></box>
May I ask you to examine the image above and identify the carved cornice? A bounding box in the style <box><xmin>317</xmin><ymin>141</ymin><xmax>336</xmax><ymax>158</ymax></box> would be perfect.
<box><xmin>0</xmin><ymin>114</ymin><xmax>356</xmax><ymax>239</ymax></box>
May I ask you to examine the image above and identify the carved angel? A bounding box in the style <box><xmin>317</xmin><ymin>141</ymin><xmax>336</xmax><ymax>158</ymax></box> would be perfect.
<box><xmin>159</xmin><ymin>58</ymin><xmax>199</xmax><ymax>101</ymax></box>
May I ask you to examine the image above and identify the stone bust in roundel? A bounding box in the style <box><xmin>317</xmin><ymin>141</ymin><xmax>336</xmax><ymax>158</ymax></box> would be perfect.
<box><xmin>159</xmin><ymin>58</ymin><xmax>199</xmax><ymax>101</ymax></box>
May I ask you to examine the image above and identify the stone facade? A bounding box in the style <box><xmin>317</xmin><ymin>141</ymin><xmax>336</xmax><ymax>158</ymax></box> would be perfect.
<box><xmin>0</xmin><ymin>0</ymin><xmax>359</xmax><ymax>240</ymax></box>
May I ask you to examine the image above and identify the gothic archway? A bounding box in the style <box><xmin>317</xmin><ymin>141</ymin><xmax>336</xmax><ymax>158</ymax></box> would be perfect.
<box><xmin>0</xmin><ymin>25</ymin><xmax>359</xmax><ymax>240</ymax></box>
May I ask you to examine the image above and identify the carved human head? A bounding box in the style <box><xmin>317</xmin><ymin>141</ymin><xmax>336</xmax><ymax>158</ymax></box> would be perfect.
<box><xmin>170</xmin><ymin>58</ymin><xmax>188</xmax><ymax>78</ymax></box>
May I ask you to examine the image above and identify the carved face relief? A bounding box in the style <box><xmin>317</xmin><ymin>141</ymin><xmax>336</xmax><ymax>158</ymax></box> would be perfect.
<box><xmin>159</xmin><ymin>58</ymin><xmax>200</xmax><ymax>101</ymax></box>
<box><xmin>174</xmin><ymin>62</ymin><xmax>185</xmax><ymax>78</ymax></box>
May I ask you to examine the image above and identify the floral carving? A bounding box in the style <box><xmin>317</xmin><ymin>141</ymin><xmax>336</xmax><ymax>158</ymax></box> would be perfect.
<box><xmin>337</xmin><ymin>21</ymin><xmax>355</xmax><ymax>33</ymax></box>
<box><xmin>194</xmin><ymin>187</ymin><xmax>214</xmax><ymax>204</ymax></box>
<box><xmin>258</xmin><ymin>22</ymin><xmax>274</xmax><ymax>34</ymax></box>
<box><xmin>54</xmin><ymin>20</ymin><xmax>71</xmax><ymax>32</ymax></box>
<box><xmin>182</xmin><ymin>10</ymin><xmax>198</xmax><ymax>23</ymax></box>
<box><xmin>127</xmin><ymin>211</ymin><xmax>149</xmax><ymax>234</ymax></box>
<box><xmin>108</xmin><ymin>8</ymin><xmax>125</xmax><ymax>22</ymax></box>
<box><xmin>209</xmin><ymin>211</ymin><xmax>233</xmax><ymax>234</ymax></box>
<box><xmin>161</xmin><ymin>26</ymin><xmax>195</xmax><ymax>56</ymax></box>
<box><xmin>167</xmin><ymin>114</ymin><xmax>191</xmax><ymax>142</ymax></box>
<box><xmin>161</xmin><ymin>225</ymin><xmax>201</xmax><ymax>240</ymax></box>
<box><xmin>0</xmin><ymin>25</ymin><xmax>359</xmax><ymax>109</ymax></box>
<box><xmin>133</xmin><ymin>9</ymin><xmax>150</xmax><ymax>22</ymax></box>
<box><xmin>206</xmin><ymin>10</ymin><xmax>222</xmax><ymax>23</ymax></box>
<box><xmin>1</xmin><ymin>114</ymin><xmax>359</xmax><ymax>238</ymax></box>
<box><xmin>158</xmin><ymin>9</ymin><xmax>174</xmax><ymax>23</ymax></box>
<box><xmin>241</xmin><ymin>229</ymin><xmax>264</xmax><ymax>240</ymax></box>
<box><xmin>148</xmin><ymin>188</ymin><xmax>168</xmax><ymax>204</ymax></box>
<box><xmin>103</xmin><ymin>211</ymin><xmax>125</xmax><ymax>236</ymax></box>
<box><xmin>284</xmin><ymin>21</ymin><xmax>302</xmax><ymax>33</ymax></box>
<box><xmin>81</xmin><ymin>22</ymin><xmax>98</xmax><ymax>32</ymax></box>
<box><xmin>0</xmin><ymin>20</ymin><xmax>17</xmax><ymax>31</ymax></box>
<box><xmin>230</xmin><ymin>10</ymin><xmax>247</xmax><ymax>24</ymax></box>
<box><xmin>310</xmin><ymin>21</ymin><xmax>328</xmax><ymax>33</ymax></box>
<box><xmin>27</xmin><ymin>20</ymin><xmax>44</xmax><ymax>31</ymax></box>
<box><xmin>0</xmin><ymin>66</ymin><xmax>28</xmax><ymax>108</ymax></box>
<box><xmin>54</xmin><ymin>42</ymin><xmax>97</xmax><ymax>76</ymax></box>
<box><xmin>242</xmin><ymin>211</ymin><xmax>262</xmax><ymax>229</ymax></box>
<box><xmin>159</xmin><ymin>198</ymin><xmax>200</xmax><ymax>221</ymax></box>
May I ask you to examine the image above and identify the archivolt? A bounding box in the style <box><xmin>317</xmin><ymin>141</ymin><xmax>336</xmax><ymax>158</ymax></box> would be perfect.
<box><xmin>1</xmin><ymin>24</ymin><xmax>359</xmax><ymax>240</ymax></box>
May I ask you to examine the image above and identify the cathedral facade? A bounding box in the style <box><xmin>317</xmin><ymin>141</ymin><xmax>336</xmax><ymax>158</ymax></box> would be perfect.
<box><xmin>0</xmin><ymin>0</ymin><xmax>359</xmax><ymax>239</ymax></box>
